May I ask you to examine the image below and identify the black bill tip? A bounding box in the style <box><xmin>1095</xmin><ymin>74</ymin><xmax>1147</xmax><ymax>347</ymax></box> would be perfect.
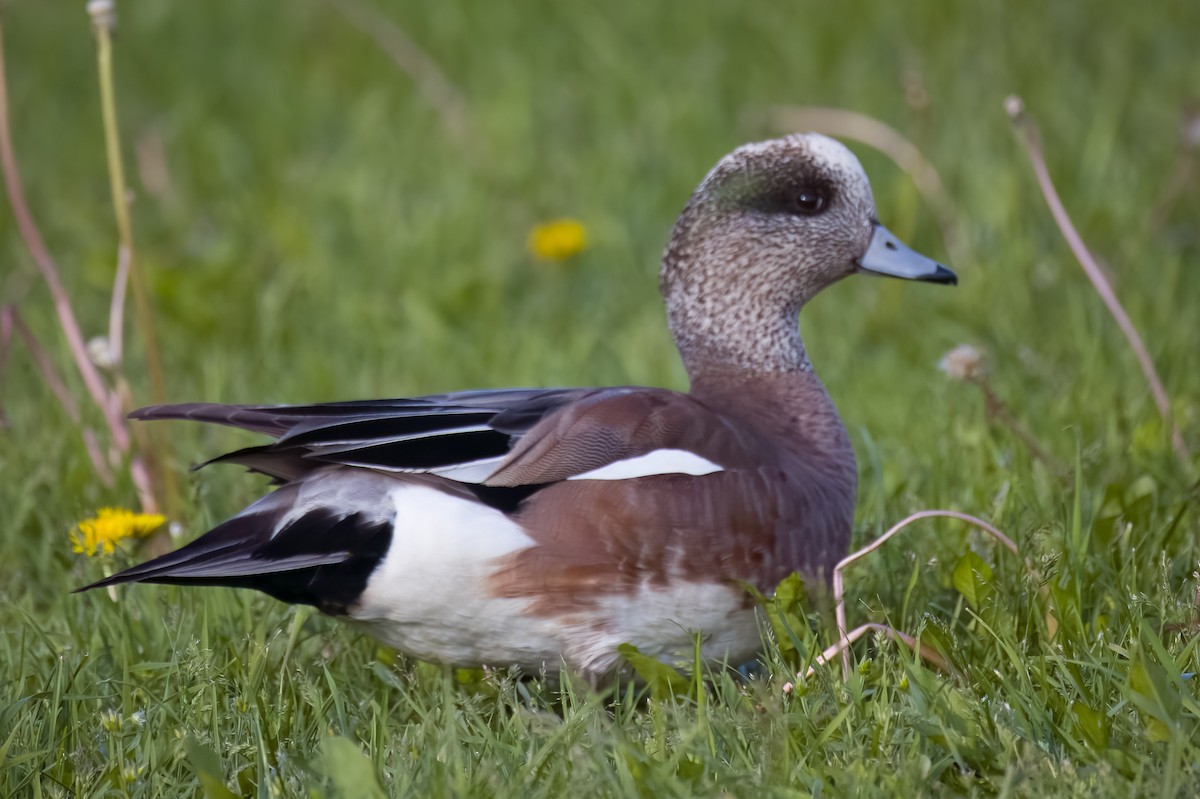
<box><xmin>925</xmin><ymin>263</ymin><xmax>958</xmax><ymax>285</ymax></box>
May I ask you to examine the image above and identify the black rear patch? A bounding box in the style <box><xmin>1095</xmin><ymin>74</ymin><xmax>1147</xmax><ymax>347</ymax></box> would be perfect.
<box><xmin>306</xmin><ymin>429</ymin><xmax>514</xmax><ymax>470</ymax></box>
<box><xmin>77</xmin><ymin>505</ymin><xmax>395</xmax><ymax>616</ymax></box>
<box><xmin>252</xmin><ymin>511</ymin><xmax>394</xmax><ymax>613</ymax></box>
<box><xmin>465</xmin><ymin>482</ymin><xmax>547</xmax><ymax>515</ymax></box>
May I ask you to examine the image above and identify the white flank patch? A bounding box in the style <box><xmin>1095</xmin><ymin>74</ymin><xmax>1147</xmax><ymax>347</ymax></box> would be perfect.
<box><xmin>566</xmin><ymin>449</ymin><xmax>723</xmax><ymax>481</ymax></box>
<box><xmin>351</xmin><ymin>485</ymin><xmax>561</xmax><ymax>668</ymax></box>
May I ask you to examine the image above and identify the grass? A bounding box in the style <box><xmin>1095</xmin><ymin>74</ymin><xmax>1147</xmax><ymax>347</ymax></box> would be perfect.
<box><xmin>2</xmin><ymin>0</ymin><xmax>1199</xmax><ymax>795</ymax></box>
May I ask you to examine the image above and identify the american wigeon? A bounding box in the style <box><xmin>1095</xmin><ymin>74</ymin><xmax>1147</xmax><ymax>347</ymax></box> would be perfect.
<box><xmin>80</xmin><ymin>134</ymin><xmax>955</xmax><ymax>681</ymax></box>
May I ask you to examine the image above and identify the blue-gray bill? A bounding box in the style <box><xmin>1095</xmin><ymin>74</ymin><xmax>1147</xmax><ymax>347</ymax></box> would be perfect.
<box><xmin>856</xmin><ymin>223</ymin><xmax>957</xmax><ymax>285</ymax></box>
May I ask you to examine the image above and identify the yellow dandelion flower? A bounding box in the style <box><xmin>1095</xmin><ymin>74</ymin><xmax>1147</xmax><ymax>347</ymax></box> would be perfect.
<box><xmin>71</xmin><ymin>507</ymin><xmax>166</xmax><ymax>557</ymax></box>
<box><xmin>528</xmin><ymin>218</ymin><xmax>588</xmax><ymax>261</ymax></box>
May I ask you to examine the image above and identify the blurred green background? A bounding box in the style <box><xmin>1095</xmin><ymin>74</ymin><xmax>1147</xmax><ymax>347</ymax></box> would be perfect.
<box><xmin>2</xmin><ymin>0</ymin><xmax>1198</xmax><ymax>796</ymax></box>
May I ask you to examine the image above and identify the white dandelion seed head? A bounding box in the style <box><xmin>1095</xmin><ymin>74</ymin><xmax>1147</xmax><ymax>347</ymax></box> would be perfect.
<box><xmin>938</xmin><ymin>344</ymin><xmax>986</xmax><ymax>381</ymax></box>
<box><xmin>87</xmin><ymin>0</ymin><xmax>116</xmax><ymax>27</ymax></box>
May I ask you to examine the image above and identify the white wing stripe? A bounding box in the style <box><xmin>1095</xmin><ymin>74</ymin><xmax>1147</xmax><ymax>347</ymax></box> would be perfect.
<box><xmin>567</xmin><ymin>449</ymin><xmax>723</xmax><ymax>481</ymax></box>
<box><xmin>430</xmin><ymin>457</ymin><xmax>507</xmax><ymax>483</ymax></box>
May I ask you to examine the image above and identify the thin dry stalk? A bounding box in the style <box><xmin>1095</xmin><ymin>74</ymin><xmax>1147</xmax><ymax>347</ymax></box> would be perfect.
<box><xmin>831</xmin><ymin>510</ymin><xmax>1024</xmax><ymax>681</ymax></box>
<box><xmin>82</xmin><ymin>428</ymin><xmax>116</xmax><ymax>486</ymax></box>
<box><xmin>4</xmin><ymin>307</ymin><xmax>81</xmax><ymax>424</ymax></box>
<box><xmin>1150</xmin><ymin>109</ymin><xmax>1199</xmax><ymax>231</ymax></box>
<box><xmin>134</xmin><ymin>127</ymin><xmax>179</xmax><ymax>209</ymax></box>
<box><xmin>801</xmin><ymin>622</ymin><xmax>948</xmax><ymax>682</ymax></box>
<box><xmin>769</xmin><ymin>105</ymin><xmax>963</xmax><ymax>262</ymax></box>
<box><xmin>106</xmin><ymin>245</ymin><xmax>130</xmax><ymax>367</ymax></box>
<box><xmin>322</xmin><ymin>0</ymin><xmax>469</xmax><ymax>143</ymax></box>
<box><xmin>977</xmin><ymin>380</ymin><xmax>1071</xmax><ymax>477</ymax></box>
<box><xmin>1006</xmin><ymin>96</ymin><xmax>1191</xmax><ymax>472</ymax></box>
<box><xmin>939</xmin><ymin>345</ymin><xmax>1069</xmax><ymax>477</ymax></box>
<box><xmin>127</xmin><ymin>453</ymin><xmax>156</xmax><ymax>516</ymax></box>
<box><xmin>91</xmin><ymin>3</ymin><xmax>176</xmax><ymax>515</ymax></box>
<box><xmin>0</xmin><ymin>12</ymin><xmax>160</xmax><ymax>505</ymax></box>
<box><xmin>0</xmin><ymin>306</ymin><xmax>117</xmax><ymax>484</ymax></box>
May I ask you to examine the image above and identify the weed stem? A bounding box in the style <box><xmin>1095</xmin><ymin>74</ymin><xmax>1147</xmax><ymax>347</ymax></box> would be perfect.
<box><xmin>831</xmin><ymin>510</ymin><xmax>1023</xmax><ymax>681</ymax></box>
<box><xmin>90</xmin><ymin>3</ymin><xmax>177</xmax><ymax>515</ymax></box>
<box><xmin>1006</xmin><ymin>96</ymin><xmax>1191</xmax><ymax>473</ymax></box>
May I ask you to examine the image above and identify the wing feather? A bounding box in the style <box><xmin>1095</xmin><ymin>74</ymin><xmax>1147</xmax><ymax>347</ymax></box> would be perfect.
<box><xmin>130</xmin><ymin>388</ymin><xmax>593</xmax><ymax>483</ymax></box>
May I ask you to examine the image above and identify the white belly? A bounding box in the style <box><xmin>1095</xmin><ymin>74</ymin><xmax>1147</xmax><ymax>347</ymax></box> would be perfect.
<box><xmin>556</xmin><ymin>582</ymin><xmax>763</xmax><ymax>677</ymax></box>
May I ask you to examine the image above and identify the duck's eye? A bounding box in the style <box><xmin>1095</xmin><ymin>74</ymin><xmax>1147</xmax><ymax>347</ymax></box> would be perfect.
<box><xmin>793</xmin><ymin>189</ymin><xmax>828</xmax><ymax>215</ymax></box>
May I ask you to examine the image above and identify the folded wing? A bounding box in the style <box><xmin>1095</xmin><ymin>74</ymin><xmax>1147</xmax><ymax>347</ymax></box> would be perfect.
<box><xmin>130</xmin><ymin>387</ymin><xmax>598</xmax><ymax>483</ymax></box>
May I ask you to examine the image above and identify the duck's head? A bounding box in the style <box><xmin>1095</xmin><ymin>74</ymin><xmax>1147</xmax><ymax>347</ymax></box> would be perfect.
<box><xmin>661</xmin><ymin>133</ymin><xmax>956</xmax><ymax>377</ymax></box>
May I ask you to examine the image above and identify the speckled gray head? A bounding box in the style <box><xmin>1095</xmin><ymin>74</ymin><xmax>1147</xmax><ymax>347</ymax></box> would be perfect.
<box><xmin>661</xmin><ymin>133</ymin><xmax>956</xmax><ymax>377</ymax></box>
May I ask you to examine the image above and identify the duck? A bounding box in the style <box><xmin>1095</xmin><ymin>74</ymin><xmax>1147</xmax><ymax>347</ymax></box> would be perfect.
<box><xmin>79</xmin><ymin>133</ymin><xmax>956</xmax><ymax>683</ymax></box>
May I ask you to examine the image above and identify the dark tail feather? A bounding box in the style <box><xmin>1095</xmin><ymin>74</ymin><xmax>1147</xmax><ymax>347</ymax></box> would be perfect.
<box><xmin>194</xmin><ymin>445</ymin><xmax>316</xmax><ymax>482</ymax></box>
<box><xmin>74</xmin><ymin>507</ymin><xmax>287</xmax><ymax>593</ymax></box>
<box><xmin>128</xmin><ymin>403</ymin><xmax>314</xmax><ymax>436</ymax></box>
<box><xmin>74</xmin><ymin>476</ymin><xmax>396</xmax><ymax>614</ymax></box>
<box><xmin>127</xmin><ymin>398</ymin><xmax>504</xmax><ymax>438</ymax></box>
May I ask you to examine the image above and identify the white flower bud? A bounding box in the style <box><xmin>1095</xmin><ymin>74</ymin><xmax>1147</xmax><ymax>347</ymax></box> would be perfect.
<box><xmin>86</xmin><ymin>335</ymin><xmax>119</xmax><ymax>370</ymax></box>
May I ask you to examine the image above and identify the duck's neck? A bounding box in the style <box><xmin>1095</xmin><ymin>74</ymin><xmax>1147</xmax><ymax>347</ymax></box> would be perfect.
<box><xmin>665</xmin><ymin>290</ymin><xmax>811</xmax><ymax>377</ymax></box>
<box><xmin>688</xmin><ymin>364</ymin><xmax>854</xmax><ymax>470</ymax></box>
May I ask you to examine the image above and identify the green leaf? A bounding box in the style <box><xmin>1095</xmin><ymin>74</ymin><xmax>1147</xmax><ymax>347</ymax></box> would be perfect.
<box><xmin>1094</xmin><ymin>482</ymin><xmax>1125</xmax><ymax>548</ymax></box>
<box><xmin>1070</xmin><ymin>702</ymin><xmax>1107</xmax><ymax>749</ymax></box>
<box><xmin>618</xmin><ymin>643</ymin><xmax>689</xmax><ymax>700</ymax></box>
<box><xmin>952</xmin><ymin>551</ymin><xmax>993</xmax><ymax>610</ymax></box>
<box><xmin>183</xmin><ymin>736</ymin><xmax>238</xmax><ymax>799</ymax></box>
<box><xmin>320</xmin><ymin>736</ymin><xmax>386</xmax><ymax>799</ymax></box>
<box><xmin>0</xmin><ymin>725</ymin><xmax>18</xmax><ymax>771</ymax></box>
<box><xmin>746</xmin><ymin>573</ymin><xmax>809</xmax><ymax>657</ymax></box>
<box><xmin>1124</xmin><ymin>475</ymin><xmax>1157</xmax><ymax>529</ymax></box>
<box><xmin>1126</xmin><ymin>640</ymin><xmax>1181</xmax><ymax>743</ymax></box>
<box><xmin>675</xmin><ymin>754</ymin><xmax>705</xmax><ymax>782</ymax></box>
<box><xmin>774</xmin><ymin>571</ymin><xmax>808</xmax><ymax>611</ymax></box>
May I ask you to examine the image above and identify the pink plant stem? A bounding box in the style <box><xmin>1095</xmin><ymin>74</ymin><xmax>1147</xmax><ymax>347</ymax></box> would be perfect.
<box><xmin>0</xmin><ymin>20</ymin><xmax>130</xmax><ymax>453</ymax></box>
<box><xmin>1006</xmin><ymin>96</ymin><xmax>1190</xmax><ymax>472</ymax></box>
<box><xmin>977</xmin><ymin>378</ymin><xmax>1070</xmax><ymax>477</ymax></box>
<box><xmin>128</xmin><ymin>455</ymin><xmax>159</xmax><ymax>515</ymax></box>
<box><xmin>803</xmin><ymin>622</ymin><xmax>948</xmax><ymax>681</ymax></box>
<box><xmin>831</xmin><ymin>510</ymin><xmax>1020</xmax><ymax>681</ymax></box>
<box><xmin>82</xmin><ymin>427</ymin><xmax>116</xmax><ymax>486</ymax></box>
<box><xmin>107</xmin><ymin>244</ymin><xmax>129</xmax><ymax>367</ymax></box>
<box><xmin>3</xmin><ymin>306</ymin><xmax>116</xmax><ymax>483</ymax></box>
<box><xmin>322</xmin><ymin>0</ymin><xmax>470</xmax><ymax>143</ymax></box>
<box><xmin>0</xmin><ymin>304</ymin><xmax>10</xmax><ymax>372</ymax></box>
<box><xmin>7</xmin><ymin>308</ymin><xmax>82</xmax><ymax>422</ymax></box>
